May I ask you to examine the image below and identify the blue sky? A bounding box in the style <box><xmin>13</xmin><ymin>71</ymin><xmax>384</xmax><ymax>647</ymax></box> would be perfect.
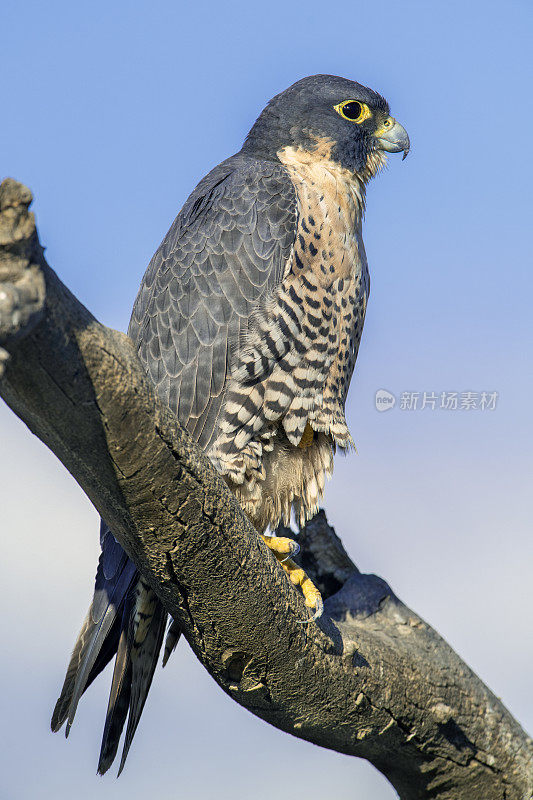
<box><xmin>1</xmin><ymin>1</ymin><xmax>532</xmax><ymax>798</ymax></box>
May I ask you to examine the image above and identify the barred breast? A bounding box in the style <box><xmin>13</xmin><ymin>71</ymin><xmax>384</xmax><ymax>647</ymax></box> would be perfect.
<box><xmin>209</xmin><ymin>141</ymin><xmax>372</xmax><ymax>531</ymax></box>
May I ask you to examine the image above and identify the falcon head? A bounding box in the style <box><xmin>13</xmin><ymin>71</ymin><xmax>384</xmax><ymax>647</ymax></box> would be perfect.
<box><xmin>243</xmin><ymin>74</ymin><xmax>410</xmax><ymax>178</ymax></box>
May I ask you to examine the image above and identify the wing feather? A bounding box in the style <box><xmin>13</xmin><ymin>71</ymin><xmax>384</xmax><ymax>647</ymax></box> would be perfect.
<box><xmin>129</xmin><ymin>153</ymin><xmax>297</xmax><ymax>445</ymax></box>
<box><xmin>54</xmin><ymin>152</ymin><xmax>297</xmax><ymax>775</ymax></box>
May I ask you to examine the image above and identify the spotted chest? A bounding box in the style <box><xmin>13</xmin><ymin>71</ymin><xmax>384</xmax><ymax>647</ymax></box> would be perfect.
<box><xmin>279</xmin><ymin>144</ymin><xmax>370</xmax><ymax>445</ymax></box>
<box><xmin>208</xmin><ymin>143</ymin><xmax>371</xmax><ymax>529</ymax></box>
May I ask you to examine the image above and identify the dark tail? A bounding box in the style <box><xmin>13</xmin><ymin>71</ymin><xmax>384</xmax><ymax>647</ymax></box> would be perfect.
<box><xmin>51</xmin><ymin>522</ymin><xmax>180</xmax><ymax>775</ymax></box>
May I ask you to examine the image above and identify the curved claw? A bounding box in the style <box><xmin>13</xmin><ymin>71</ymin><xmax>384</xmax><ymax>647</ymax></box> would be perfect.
<box><xmin>281</xmin><ymin>540</ymin><xmax>300</xmax><ymax>562</ymax></box>
<box><xmin>296</xmin><ymin>592</ymin><xmax>324</xmax><ymax>625</ymax></box>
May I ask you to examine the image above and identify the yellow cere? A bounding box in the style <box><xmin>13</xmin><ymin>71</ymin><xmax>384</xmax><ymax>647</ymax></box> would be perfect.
<box><xmin>373</xmin><ymin>116</ymin><xmax>396</xmax><ymax>138</ymax></box>
<box><xmin>334</xmin><ymin>100</ymin><xmax>373</xmax><ymax>124</ymax></box>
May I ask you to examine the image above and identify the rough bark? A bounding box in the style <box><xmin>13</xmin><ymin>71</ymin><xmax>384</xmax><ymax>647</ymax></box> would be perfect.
<box><xmin>0</xmin><ymin>178</ymin><xmax>531</xmax><ymax>800</ymax></box>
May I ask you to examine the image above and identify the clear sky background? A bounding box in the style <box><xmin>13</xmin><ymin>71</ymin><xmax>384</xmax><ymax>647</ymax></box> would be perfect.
<box><xmin>2</xmin><ymin>1</ymin><xmax>532</xmax><ymax>798</ymax></box>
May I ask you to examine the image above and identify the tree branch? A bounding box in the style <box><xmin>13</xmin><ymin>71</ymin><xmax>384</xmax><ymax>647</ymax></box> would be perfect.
<box><xmin>1</xmin><ymin>178</ymin><xmax>531</xmax><ymax>800</ymax></box>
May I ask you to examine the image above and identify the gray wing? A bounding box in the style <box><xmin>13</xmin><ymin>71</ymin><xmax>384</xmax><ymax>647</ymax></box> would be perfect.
<box><xmin>53</xmin><ymin>153</ymin><xmax>297</xmax><ymax>775</ymax></box>
<box><xmin>128</xmin><ymin>153</ymin><xmax>298</xmax><ymax>450</ymax></box>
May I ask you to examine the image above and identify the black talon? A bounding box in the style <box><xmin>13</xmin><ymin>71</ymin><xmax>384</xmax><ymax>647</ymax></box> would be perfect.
<box><xmin>280</xmin><ymin>540</ymin><xmax>300</xmax><ymax>563</ymax></box>
<box><xmin>296</xmin><ymin>593</ymin><xmax>324</xmax><ymax>625</ymax></box>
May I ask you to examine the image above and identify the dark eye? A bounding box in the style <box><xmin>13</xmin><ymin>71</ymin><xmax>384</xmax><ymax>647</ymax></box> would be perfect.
<box><xmin>334</xmin><ymin>100</ymin><xmax>372</xmax><ymax>124</ymax></box>
<box><xmin>340</xmin><ymin>101</ymin><xmax>362</xmax><ymax>120</ymax></box>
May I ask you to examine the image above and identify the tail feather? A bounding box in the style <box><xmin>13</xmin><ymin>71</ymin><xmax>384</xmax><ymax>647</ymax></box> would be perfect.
<box><xmin>51</xmin><ymin>608</ymin><xmax>94</xmax><ymax>733</ymax></box>
<box><xmin>118</xmin><ymin>593</ymin><xmax>167</xmax><ymax>775</ymax></box>
<box><xmin>98</xmin><ymin>580</ymin><xmax>167</xmax><ymax>775</ymax></box>
<box><xmin>162</xmin><ymin>619</ymin><xmax>182</xmax><ymax>668</ymax></box>
<box><xmin>67</xmin><ymin>557</ymin><xmax>137</xmax><ymax>733</ymax></box>
<box><xmin>52</xmin><ymin>523</ymin><xmax>182</xmax><ymax>775</ymax></box>
<box><xmin>51</xmin><ymin>551</ymin><xmax>136</xmax><ymax>733</ymax></box>
<box><xmin>97</xmin><ymin>604</ymin><xmax>135</xmax><ymax>774</ymax></box>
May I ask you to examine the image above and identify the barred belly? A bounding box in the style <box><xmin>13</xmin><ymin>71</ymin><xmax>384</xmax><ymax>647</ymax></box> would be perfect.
<box><xmin>208</xmin><ymin>142</ymin><xmax>374</xmax><ymax>531</ymax></box>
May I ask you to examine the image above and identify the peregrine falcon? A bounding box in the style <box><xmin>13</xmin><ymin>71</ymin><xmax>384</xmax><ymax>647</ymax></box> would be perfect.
<box><xmin>51</xmin><ymin>74</ymin><xmax>409</xmax><ymax>774</ymax></box>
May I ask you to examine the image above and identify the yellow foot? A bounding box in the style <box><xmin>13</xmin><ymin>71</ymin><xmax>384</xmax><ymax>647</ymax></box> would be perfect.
<box><xmin>261</xmin><ymin>534</ymin><xmax>300</xmax><ymax>561</ymax></box>
<box><xmin>261</xmin><ymin>535</ymin><xmax>324</xmax><ymax>623</ymax></box>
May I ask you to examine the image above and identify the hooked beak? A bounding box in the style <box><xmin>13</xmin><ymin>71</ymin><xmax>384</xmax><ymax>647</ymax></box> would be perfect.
<box><xmin>374</xmin><ymin>117</ymin><xmax>410</xmax><ymax>160</ymax></box>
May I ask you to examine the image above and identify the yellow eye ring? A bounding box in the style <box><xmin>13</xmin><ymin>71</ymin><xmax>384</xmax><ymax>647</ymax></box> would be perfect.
<box><xmin>334</xmin><ymin>100</ymin><xmax>372</xmax><ymax>124</ymax></box>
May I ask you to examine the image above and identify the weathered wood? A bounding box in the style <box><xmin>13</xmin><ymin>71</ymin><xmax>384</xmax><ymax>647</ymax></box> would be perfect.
<box><xmin>1</xmin><ymin>179</ymin><xmax>531</xmax><ymax>799</ymax></box>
